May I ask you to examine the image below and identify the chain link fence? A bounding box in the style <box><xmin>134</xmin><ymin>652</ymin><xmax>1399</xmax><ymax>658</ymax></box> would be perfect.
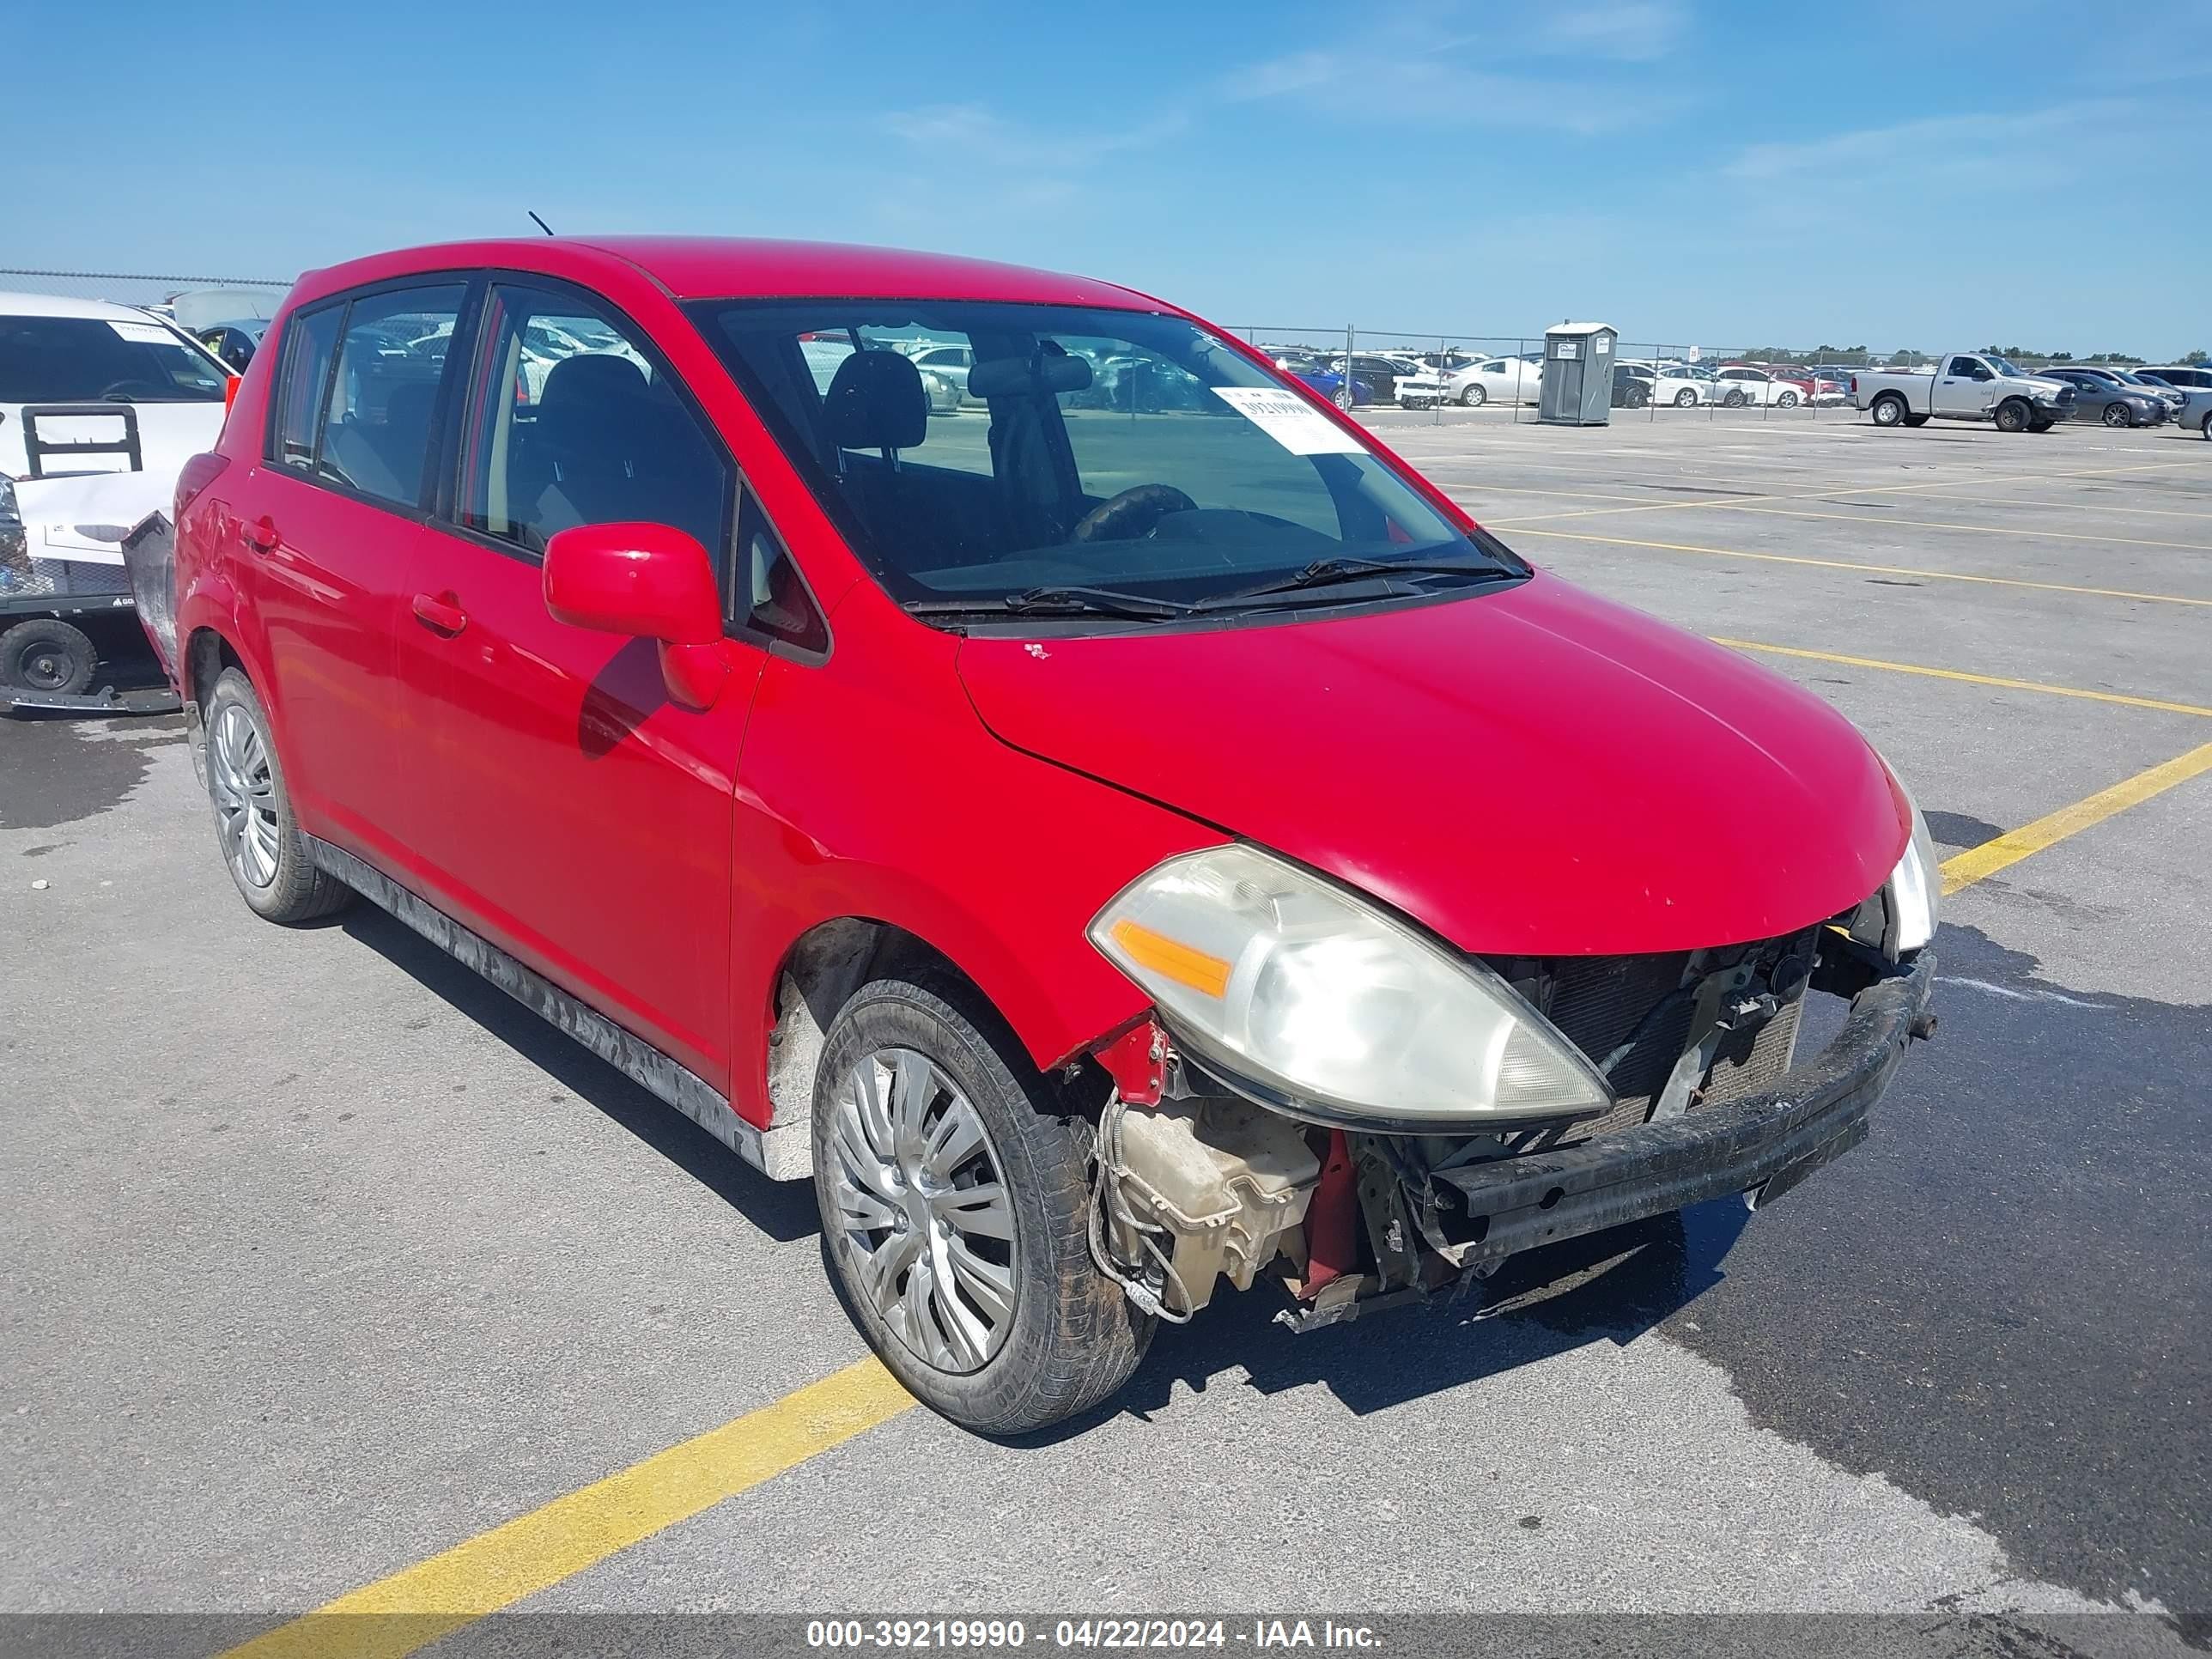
<box><xmin>0</xmin><ymin>266</ymin><xmax>293</xmax><ymax>315</ymax></box>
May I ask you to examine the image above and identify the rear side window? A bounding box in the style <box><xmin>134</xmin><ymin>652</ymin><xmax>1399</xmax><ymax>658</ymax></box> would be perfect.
<box><xmin>270</xmin><ymin>306</ymin><xmax>343</xmax><ymax>470</ymax></box>
<box><xmin>318</xmin><ymin>286</ymin><xmax>465</xmax><ymax>508</ymax></box>
<box><xmin>453</xmin><ymin>283</ymin><xmax>730</xmax><ymax>560</ymax></box>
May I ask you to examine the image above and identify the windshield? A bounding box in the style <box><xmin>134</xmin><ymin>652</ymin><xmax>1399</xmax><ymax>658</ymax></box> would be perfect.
<box><xmin>689</xmin><ymin>300</ymin><xmax>1516</xmax><ymax>612</ymax></box>
<box><xmin>1986</xmin><ymin>356</ymin><xmax>2033</xmax><ymax>379</ymax></box>
<box><xmin>0</xmin><ymin>313</ymin><xmax>228</xmax><ymax>404</ymax></box>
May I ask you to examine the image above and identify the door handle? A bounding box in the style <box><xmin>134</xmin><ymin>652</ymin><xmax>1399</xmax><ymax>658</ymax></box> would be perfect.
<box><xmin>411</xmin><ymin>592</ymin><xmax>468</xmax><ymax>635</ymax></box>
<box><xmin>246</xmin><ymin>516</ymin><xmax>279</xmax><ymax>552</ymax></box>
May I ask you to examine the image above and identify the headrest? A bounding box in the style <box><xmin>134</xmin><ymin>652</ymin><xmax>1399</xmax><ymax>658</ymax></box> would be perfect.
<box><xmin>824</xmin><ymin>349</ymin><xmax>927</xmax><ymax>451</ymax></box>
<box><xmin>968</xmin><ymin>346</ymin><xmax>1094</xmax><ymax>399</ymax></box>
<box><xmin>539</xmin><ymin>351</ymin><xmax>650</xmax><ymax>411</ymax></box>
<box><xmin>384</xmin><ymin>379</ymin><xmax>436</xmax><ymax>433</ymax></box>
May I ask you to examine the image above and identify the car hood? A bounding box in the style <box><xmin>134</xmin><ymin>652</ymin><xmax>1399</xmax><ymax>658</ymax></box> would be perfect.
<box><xmin>956</xmin><ymin>573</ymin><xmax>1908</xmax><ymax>957</ymax></box>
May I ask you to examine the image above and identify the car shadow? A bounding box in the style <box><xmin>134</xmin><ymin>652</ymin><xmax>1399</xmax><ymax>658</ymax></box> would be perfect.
<box><xmin>340</xmin><ymin>904</ymin><xmax>821</xmax><ymax>1243</ymax></box>
<box><xmin>337</xmin><ymin>901</ymin><xmax>1757</xmax><ymax>1411</ymax></box>
<box><xmin>1008</xmin><ymin>1199</ymin><xmax>1752</xmax><ymax>1444</ymax></box>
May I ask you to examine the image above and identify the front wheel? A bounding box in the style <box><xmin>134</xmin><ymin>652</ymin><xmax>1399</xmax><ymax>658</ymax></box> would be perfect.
<box><xmin>2102</xmin><ymin>402</ymin><xmax>2133</xmax><ymax>428</ymax></box>
<box><xmin>1459</xmin><ymin>382</ymin><xmax>1486</xmax><ymax>407</ymax></box>
<box><xmin>2200</xmin><ymin>412</ymin><xmax>2211</xmax><ymax>441</ymax></box>
<box><xmin>1778</xmin><ymin>390</ymin><xmax>1799</xmax><ymax>409</ymax></box>
<box><xmin>2028</xmin><ymin>416</ymin><xmax>2055</xmax><ymax>433</ymax></box>
<box><xmin>1994</xmin><ymin>398</ymin><xmax>2030</xmax><ymax>434</ymax></box>
<box><xmin>1723</xmin><ymin>388</ymin><xmax>1747</xmax><ymax>408</ymax></box>
<box><xmin>0</xmin><ymin>618</ymin><xmax>96</xmax><ymax>696</ymax></box>
<box><xmin>812</xmin><ymin>972</ymin><xmax>1152</xmax><ymax>1436</ymax></box>
<box><xmin>1332</xmin><ymin>384</ymin><xmax>1355</xmax><ymax>412</ymax></box>
<box><xmin>1674</xmin><ymin>387</ymin><xmax>1697</xmax><ymax>407</ymax></box>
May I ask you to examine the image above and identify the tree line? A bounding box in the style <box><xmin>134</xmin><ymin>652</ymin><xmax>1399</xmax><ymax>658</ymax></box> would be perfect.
<box><xmin>1734</xmin><ymin>344</ymin><xmax>2209</xmax><ymax>368</ymax></box>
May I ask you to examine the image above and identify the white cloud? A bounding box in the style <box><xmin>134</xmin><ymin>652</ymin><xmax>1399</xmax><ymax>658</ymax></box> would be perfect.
<box><xmin>1541</xmin><ymin>2</ymin><xmax>1686</xmax><ymax>62</ymax></box>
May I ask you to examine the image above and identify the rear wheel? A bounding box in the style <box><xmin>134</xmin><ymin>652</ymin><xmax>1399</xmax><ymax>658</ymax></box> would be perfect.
<box><xmin>812</xmin><ymin>972</ymin><xmax>1152</xmax><ymax>1436</ymax></box>
<box><xmin>203</xmin><ymin>669</ymin><xmax>355</xmax><ymax>924</ymax></box>
<box><xmin>1333</xmin><ymin>384</ymin><xmax>1355</xmax><ymax>412</ymax></box>
<box><xmin>0</xmin><ymin>618</ymin><xmax>96</xmax><ymax>696</ymax></box>
<box><xmin>1459</xmin><ymin>382</ymin><xmax>1486</xmax><ymax>407</ymax></box>
<box><xmin>1778</xmin><ymin>390</ymin><xmax>1799</xmax><ymax>409</ymax></box>
<box><xmin>1674</xmin><ymin>387</ymin><xmax>1697</xmax><ymax>407</ymax></box>
<box><xmin>2201</xmin><ymin>412</ymin><xmax>2211</xmax><ymax>440</ymax></box>
<box><xmin>2102</xmin><ymin>401</ymin><xmax>2133</xmax><ymax>428</ymax></box>
<box><xmin>1994</xmin><ymin>398</ymin><xmax>2030</xmax><ymax>433</ymax></box>
<box><xmin>1723</xmin><ymin>388</ymin><xmax>1747</xmax><ymax>408</ymax></box>
<box><xmin>1870</xmin><ymin>392</ymin><xmax>1907</xmax><ymax>427</ymax></box>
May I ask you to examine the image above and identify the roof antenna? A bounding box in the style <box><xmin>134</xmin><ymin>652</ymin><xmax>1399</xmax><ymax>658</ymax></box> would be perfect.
<box><xmin>526</xmin><ymin>210</ymin><xmax>555</xmax><ymax>237</ymax></box>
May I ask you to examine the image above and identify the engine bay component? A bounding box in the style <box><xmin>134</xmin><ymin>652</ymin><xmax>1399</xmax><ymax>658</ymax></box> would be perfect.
<box><xmin>1103</xmin><ymin>1095</ymin><xmax>1320</xmax><ymax>1316</ymax></box>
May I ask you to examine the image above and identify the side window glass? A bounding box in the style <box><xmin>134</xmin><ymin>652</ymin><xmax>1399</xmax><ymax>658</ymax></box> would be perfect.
<box><xmin>738</xmin><ymin>489</ymin><xmax>828</xmax><ymax>654</ymax></box>
<box><xmin>269</xmin><ymin>305</ymin><xmax>343</xmax><ymax>470</ymax></box>
<box><xmin>318</xmin><ymin>285</ymin><xmax>465</xmax><ymax>507</ymax></box>
<box><xmin>456</xmin><ymin>285</ymin><xmax>730</xmax><ymax>561</ymax></box>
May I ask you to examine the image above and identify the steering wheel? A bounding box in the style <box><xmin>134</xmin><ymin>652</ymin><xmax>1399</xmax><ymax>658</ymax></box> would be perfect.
<box><xmin>1068</xmin><ymin>484</ymin><xmax>1198</xmax><ymax>543</ymax></box>
<box><xmin>98</xmin><ymin>380</ymin><xmax>171</xmax><ymax>401</ymax></box>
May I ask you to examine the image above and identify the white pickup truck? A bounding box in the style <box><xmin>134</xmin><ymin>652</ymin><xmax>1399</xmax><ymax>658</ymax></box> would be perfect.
<box><xmin>1851</xmin><ymin>353</ymin><xmax>2077</xmax><ymax>433</ymax></box>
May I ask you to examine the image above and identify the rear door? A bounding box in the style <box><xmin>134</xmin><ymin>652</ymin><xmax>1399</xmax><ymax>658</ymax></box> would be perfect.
<box><xmin>394</xmin><ymin>277</ymin><xmax>765</xmax><ymax>1086</ymax></box>
<box><xmin>234</xmin><ymin>281</ymin><xmax>465</xmax><ymax>856</ymax></box>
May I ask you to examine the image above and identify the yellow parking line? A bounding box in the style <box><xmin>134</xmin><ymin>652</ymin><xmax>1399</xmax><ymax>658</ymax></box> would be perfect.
<box><xmin>1710</xmin><ymin>638</ymin><xmax>2212</xmax><ymax>719</ymax></box>
<box><xmin>1912</xmin><ymin>493</ymin><xmax>2212</xmax><ymax>523</ymax></box>
<box><xmin>1705</xmin><ymin>500</ymin><xmax>2212</xmax><ymax>553</ymax></box>
<box><xmin>1942</xmin><ymin>743</ymin><xmax>2212</xmax><ymax>894</ymax></box>
<box><xmin>1511</xmin><ymin>526</ymin><xmax>2212</xmax><ymax>608</ymax></box>
<box><xmin>1485</xmin><ymin>458</ymin><xmax>2212</xmax><ymax>526</ymax></box>
<box><xmin>218</xmin><ymin>1358</ymin><xmax>915</xmax><ymax>1659</ymax></box>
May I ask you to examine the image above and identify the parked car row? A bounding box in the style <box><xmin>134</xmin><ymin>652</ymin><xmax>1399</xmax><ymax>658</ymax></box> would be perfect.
<box><xmin>1850</xmin><ymin>352</ymin><xmax>2212</xmax><ymax>434</ymax></box>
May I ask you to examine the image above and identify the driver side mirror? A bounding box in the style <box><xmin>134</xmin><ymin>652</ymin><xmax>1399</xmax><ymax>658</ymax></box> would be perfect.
<box><xmin>543</xmin><ymin>521</ymin><xmax>727</xmax><ymax>710</ymax></box>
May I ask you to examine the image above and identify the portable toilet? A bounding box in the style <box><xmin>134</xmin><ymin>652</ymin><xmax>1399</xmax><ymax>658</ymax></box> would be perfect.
<box><xmin>1539</xmin><ymin>321</ymin><xmax>1618</xmax><ymax>426</ymax></box>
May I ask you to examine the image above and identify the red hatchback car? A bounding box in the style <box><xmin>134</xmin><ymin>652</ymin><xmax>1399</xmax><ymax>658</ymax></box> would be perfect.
<box><xmin>170</xmin><ymin>238</ymin><xmax>1937</xmax><ymax>1433</ymax></box>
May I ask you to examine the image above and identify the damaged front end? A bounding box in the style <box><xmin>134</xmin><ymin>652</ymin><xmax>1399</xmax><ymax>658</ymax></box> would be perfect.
<box><xmin>1087</xmin><ymin>910</ymin><xmax>1936</xmax><ymax>1333</ymax></box>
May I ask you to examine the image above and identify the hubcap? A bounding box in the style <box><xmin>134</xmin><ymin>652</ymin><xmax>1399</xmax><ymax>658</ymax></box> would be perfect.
<box><xmin>828</xmin><ymin>1048</ymin><xmax>1017</xmax><ymax>1375</ymax></box>
<box><xmin>209</xmin><ymin>702</ymin><xmax>281</xmax><ymax>890</ymax></box>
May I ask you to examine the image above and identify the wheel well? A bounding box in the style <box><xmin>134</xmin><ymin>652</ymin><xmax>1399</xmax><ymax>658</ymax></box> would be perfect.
<box><xmin>185</xmin><ymin>627</ymin><xmax>242</xmax><ymax>710</ymax></box>
<box><xmin>763</xmin><ymin>918</ymin><xmax>998</xmax><ymax>1128</ymax></box>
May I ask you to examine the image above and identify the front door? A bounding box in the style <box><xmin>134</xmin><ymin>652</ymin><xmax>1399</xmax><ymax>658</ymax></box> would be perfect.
<box><xmin>393</xmin><ymin>279</ymin><xmax>763</xmax><ymax>1089</ymax></box>
<box><xmin>239</xmin><ymin>282</ymin><xmax>465</xmax><ymax>861</ymax></box>
<box><xmin>1934</xmin><ymin>356</ymin><xmax>1992</xmax><ymax>417</ymax></box>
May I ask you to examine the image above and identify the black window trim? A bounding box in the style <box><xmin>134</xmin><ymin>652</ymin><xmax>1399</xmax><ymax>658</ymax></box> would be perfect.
<box><xmin>424</xmin><ymin>267</ymin><xmax>830</xmax><ymax>664</ymax></box>
<box><xmin>260</xmin><ymin>270</ymin><xmax>479</xmax><ymax>526</ymax></box>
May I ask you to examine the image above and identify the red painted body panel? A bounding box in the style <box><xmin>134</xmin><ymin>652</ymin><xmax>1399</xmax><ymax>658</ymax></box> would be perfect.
<box><xmin>171</xmin><ymin>235</ymin><xmax>1910</xmax><ymax>1140</ymax></box>
<box><xmin>956</xmin><ymin>573</ymin><xmax>1908</xmax><ymax>957</ymax></box>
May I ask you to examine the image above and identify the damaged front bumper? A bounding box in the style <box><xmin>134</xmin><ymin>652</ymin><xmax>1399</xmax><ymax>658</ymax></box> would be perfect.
<box><xmin>1279</xmin><ymin>950</ymin><xmax>1935</xmax><ymax>1331</ymax></box>
<box><xmin>1426</xmin><ymin>949</ymin><xmax>1933</xmax><ymax>1265</ymax></box>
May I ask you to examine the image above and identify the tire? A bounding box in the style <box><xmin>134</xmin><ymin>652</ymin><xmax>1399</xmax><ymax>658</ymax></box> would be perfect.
<box><xmin>2102</xmin><ymin>401</ymin><xmax>2132</xmax><ymax>428</ymax></box>
<box><xmin>2201</xmin><ymin>412</ymin><xmax>2211</xmax><ymax>441</ymax></box>
<box><xmin>1458</xmin><ymin>383</ymin><xmax>1486</xmax><ymax>407</ymax></box>
<box><xmin>1994</xmin><ymin>398</ymin><xmax>2029</xmax><ymax>434</ymax></box>
<box><xmin>0</xmin><ymin>618</ymin><xmax>96</xmax><ymax>696</ymax></box>
<box><xmin>2028</xmin><ymin>417</ymin><xmax>2054</xmax><ymax>433</ymax></box>
<box><xmin>812</xmin><ymin>971</ymin><xmax>1152</xmax><ymax>1436</ymax></box>
<box><xmin>1870</xmin><ymin>392</ymin><xmax>1907</xmax><ymax>428</ymax></box>
<box><xmin>1723</xmin><ymin>388</ymin><xmax>1747</xmax><ymax>408</ymax></box>
<box><xmin>1333</xmin><ymin>384</ymin><xmax>1354</xmax><ymax>412</ymax></box>
<box><xmin>1902</xmin><ymin>414</ymin><xmax>1930</xmax><ymax>427</ymax></box>
<box><xmin>1778</xmin><ymin>390</ymin><xmax>1799</xmax><ymax>409</ymax></box>
<box><xmin>1674</xmin><ymin>388</ymin><xmax>1697</xmax><ymax>407</ymax></box>
<box><xmin>202</xmin><ymin>668</ymin><xmax>355</xmax><ymax>924</ymax></box>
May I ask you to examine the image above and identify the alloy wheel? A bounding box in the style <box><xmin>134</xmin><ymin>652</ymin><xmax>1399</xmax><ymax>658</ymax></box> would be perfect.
<box><xmin>827</xmin><ymin>1048</ymin><xmax>1018</xmax><ymax>1374</ymax></box>
<box><xmin>2103</xmin><ymin>403</ymin><xmax>2130</xmax><ymax>428</ymax></box>
<box><xmin>209</xmin><ymin>701</ymin><xmax>280</xmax><ymax>890</ymax></box>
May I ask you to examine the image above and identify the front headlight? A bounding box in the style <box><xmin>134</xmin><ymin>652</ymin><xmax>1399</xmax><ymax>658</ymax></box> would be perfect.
<box><xmin>1088</xmin><ymin>845</ymin><xmax>1613</xmax><ymax>1127</ymax></box>
<box><xmin>1881</xmin><ymin>769</ymin><xmax>1941</xmax><ymax>956</ymax></box>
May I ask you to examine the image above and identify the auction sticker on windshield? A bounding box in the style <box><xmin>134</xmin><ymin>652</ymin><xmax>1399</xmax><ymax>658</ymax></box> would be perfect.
<box><xmin>1212</xmin><ymin>386</ymin><xmax>1367</xmax><ymax>456</ymax></box>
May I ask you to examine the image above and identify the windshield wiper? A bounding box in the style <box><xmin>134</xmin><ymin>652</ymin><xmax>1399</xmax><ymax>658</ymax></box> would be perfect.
<box><xmin>1195</xmin><ymin>555</ymin><xmax>1514</xmax><ymax>610</ymax></box>
<box><xmin>905</xmin><ymin>585</ymin><xmax>1194</xmax><ymax>622</ymax></box>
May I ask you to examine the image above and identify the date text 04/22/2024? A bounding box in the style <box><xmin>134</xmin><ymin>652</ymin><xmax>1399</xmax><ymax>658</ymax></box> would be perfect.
<box><xmin>805</xmin><ymin>1620</ymin><xmax>1384</xmax><ymax>1650</ymax></box>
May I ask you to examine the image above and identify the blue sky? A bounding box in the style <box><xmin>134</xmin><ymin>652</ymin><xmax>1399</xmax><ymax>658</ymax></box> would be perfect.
<box><xmin>17</xmin><ymin>0</ymin><xmax>2209</xmax><ymax>356</ymax></box>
